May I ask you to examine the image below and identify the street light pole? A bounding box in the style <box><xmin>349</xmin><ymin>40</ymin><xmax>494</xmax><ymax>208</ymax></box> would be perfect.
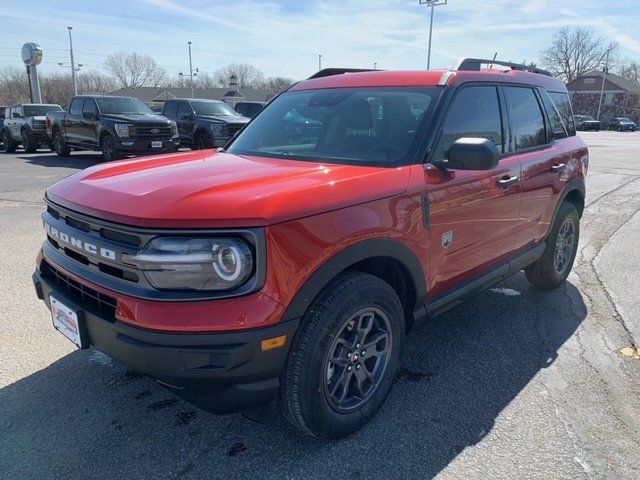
<box><xmin>67</xmin><ymin>26</ymin><xmax>77</xmax><ymax>95</ymax></box>
<box><xmin>596</xmin><ymin>47</ymin><xmax>612</xmax><ymax>122</ymax></box>
<box><xmin>419</xmin><ymin>0</ymin><xmax>447</xmax><ymax>70</ymax></box>
<box><xmin>318</xmin><ymin>54</ymin><xmax>322</xmax><ymax>71</ymax></box>
<box><xmin>188</xmin><ymin>41</ymin><xmax>194</xmax><ymax>98</ymax></box>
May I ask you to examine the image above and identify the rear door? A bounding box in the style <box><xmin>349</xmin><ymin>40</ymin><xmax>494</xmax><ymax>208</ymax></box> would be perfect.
<box><xmin>64</xmin><ymin>98</ymin><xmax>84</xmax><ymax>145</ymax></box>
<box><xmin>505</xmin><ymin>86</ymin><xmax>572</xmax><ymax>249</ymax></box>
<box><xmin>79</xmin><ymin>98</ymin><xmax>99</xmax><ymax>147</ymax></box>
<box><xmin>176</xmin><ymin>101</ymin><xmax>194</xmax><ymax>145</ymax></box>
<box><xmin>426</xmin><ymin>84</ymin><xmax>522</xmax><ymax>298</ymax></box>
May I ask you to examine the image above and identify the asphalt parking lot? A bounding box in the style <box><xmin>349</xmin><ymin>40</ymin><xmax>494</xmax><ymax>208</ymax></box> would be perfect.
<box><xmin>1</xmin><ymin>131</ymin><xmax>639</xmax><ymax>479</ymax></box>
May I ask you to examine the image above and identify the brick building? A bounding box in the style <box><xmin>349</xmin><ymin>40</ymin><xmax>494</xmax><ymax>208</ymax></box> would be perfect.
<box><xmin>566</xmin><ymin>71</ymin><xmax>640</xmax><ymax>123</ymax></box>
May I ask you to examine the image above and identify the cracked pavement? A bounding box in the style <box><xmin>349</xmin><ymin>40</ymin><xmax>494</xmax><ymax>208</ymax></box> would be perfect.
<box><xmin>1</xmin><ymin>132</ymin><xmax>639</xmax><ymax>479</ymax></box>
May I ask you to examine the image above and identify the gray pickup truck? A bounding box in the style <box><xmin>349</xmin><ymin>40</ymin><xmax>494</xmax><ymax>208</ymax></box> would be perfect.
<box><xmin>1</xmin><ymin>103</ymin><xmax>63</xmax><ymax>153</ymax></box>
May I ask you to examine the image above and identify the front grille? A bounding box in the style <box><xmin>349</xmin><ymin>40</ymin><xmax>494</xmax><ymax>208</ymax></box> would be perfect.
<box><xmin>132</xmin><ymin>124</ymin><xmax>173</xmax><ymax>138</ymax></box>
<box><xmin>222</xmin><ymin>123</ymin><xmax>245</xmax><ymax>137</ymax></box>
<box><xmin>32</xmin><ymin>121</ymin><xmax>46</xmax><ymax>129</ymax></box>
<box><xmin>42</xmin><ymin>260</ymin><xmax>117</xmax><ymax>319</ymax></box>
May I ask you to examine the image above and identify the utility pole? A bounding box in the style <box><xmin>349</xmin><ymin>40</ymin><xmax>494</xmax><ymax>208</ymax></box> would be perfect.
<box><xmin>188</xmin><ymin>41</ymin><xmax>194</xmax><ymax>98</ymax></box>
<box><xmin>596</xmin><ymin>47</ymin><xmax>612</xmax><ymax>122</ymax></box>
<box><xmin>374</xmin><ymin>62</ymin><xmax>377</xmax><ymax>70</ymax></box>
<box><xmin>67</xmin><ymin>26</ymin><xmax>77</xmax><ymax>95</ymax></box>
<box><xmin>419</xmin><ymin>1</ymin><xmax>447</xmax><ymax>70</ymax></box>
<box><xmin>318</xmin><ymin>54</ymin><xmax>322</xmax><ymax>71</ymax></box>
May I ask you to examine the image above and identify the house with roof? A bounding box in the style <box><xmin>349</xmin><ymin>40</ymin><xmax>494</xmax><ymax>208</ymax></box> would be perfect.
<box><xmin>566</xmin><ymin>71</ymin><xmax>640</xmax><ymax>123</ymax></box>
<box><xmin>109</xmin><ymin>75</ymin><xmax>277</xmax><ymax>110</ymax></box>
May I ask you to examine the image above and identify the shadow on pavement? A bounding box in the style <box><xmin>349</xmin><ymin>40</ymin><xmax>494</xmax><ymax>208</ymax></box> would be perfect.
<box><xmin>0</xmin><ymin>273</ymin><xmax>586</xmax><ymax>479</ymax></box>
<box><xmin>17</xmin><ymin>151</ymin><xmax>104</xmax><ymax>169</ymax></box>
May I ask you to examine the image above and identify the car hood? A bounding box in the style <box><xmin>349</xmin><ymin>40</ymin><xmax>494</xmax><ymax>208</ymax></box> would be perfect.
<box><xmin>31</xmin><ymin>115</ymin><xmax>47</xmax><ymax>122</ymax></box>
<box><xmin>100</xmin><ymin>113</ymin><xmax>171</xmax><ymax>124</ymax></box>
<box><xmin>195</xmin><ymin>115</ymin><xmax>250</xmax><ymax>124</ymax></box>
<box><xmin>46</xmin><ymin>151</ymin><xmax>410</xmax><ymax>228</ymax></box>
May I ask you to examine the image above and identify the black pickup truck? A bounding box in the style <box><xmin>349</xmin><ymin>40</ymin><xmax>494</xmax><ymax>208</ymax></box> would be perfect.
<box><xmin>162</xmin><ymin>98</ymin><xmax>249</xmax><ymax>149</ymax></box>
<box><xmin>47</xmin><ymin>95</ymin><xmax>179</xmax><ymax>161</ymax></box>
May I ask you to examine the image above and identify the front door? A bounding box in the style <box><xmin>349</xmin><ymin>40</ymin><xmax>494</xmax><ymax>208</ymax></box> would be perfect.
<box><xmin>79</xmin><ymin>98</ymin><xmax>99</xmax><ymax>147</ymax></box>
<box><xmin>425</xmin><ymin>84</ymin><xmax>522</xmax><ymax>299</ymax></box>
<box><xmin>176</xmin><ymin>101</ymin><xmax>194</xmax><ymax>145</ymax></box>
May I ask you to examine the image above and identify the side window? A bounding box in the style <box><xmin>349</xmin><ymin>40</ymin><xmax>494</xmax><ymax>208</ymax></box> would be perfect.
<box><xmin>82</xmin><ymin>99</ymin><xmax>97</xmax><ymax>115</ymax></box>
<box><xmin>539</xmin><ymin>90</ymin><xmax>567</xmax><ymax>140</ymax></box>
<box><xmin>177</xmin><ymin>102</ymin><xmax>192</xmax><ymax>117</ymax></box>
<box><xmin>14</xmin><ymin>106</ymin><xmax>23</xmax><ymax>117</ymax></box>
<box><xmin>235</xmin><ymin>104</ymin><xmax>246</xmax><ymax>116</ymax></box>
<box><xmin>163</xmin><ymin>101</ymin><xmax>178</xmax><ymax>117</ymax></box>
<box><xmin>548</xmin><ymin>92</ymin><xmax>576</xmax><ymax>137</ymax></box>
<box><xmin>439</xmin><ymin>85</ymin><xmax>503</xmax><ymax>158</ymax></box>
<box><xmin>69</xmin><ymin>99</ymin><xmax>83</xmax><ymax>115</ymax></box>
<box><xmin>504</xmin><ymin>87</ymin><xmax>546</xmax><ymax>150</ymax></box>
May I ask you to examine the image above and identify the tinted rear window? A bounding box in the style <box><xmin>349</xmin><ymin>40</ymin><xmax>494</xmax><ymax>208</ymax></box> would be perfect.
<box><xmin>504</xmin><ymin>87</ymin><xmax>546</xmax><ymax>150</ymax></box>
<box><xmin>549</xmin><ymin>92</ymin><xmax>576</xmax><ymax>136</ymax></box>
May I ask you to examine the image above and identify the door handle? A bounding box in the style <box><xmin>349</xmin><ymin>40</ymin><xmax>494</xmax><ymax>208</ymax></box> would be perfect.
<box><xmin>551</xmin><ymin>163</ymin><xmax>566</xmax><ymax>173</ymax></box>
<box><xmin>497</xmin><ymin>176</ymin><xmax>519</xmax><ymax>189</ymax></box>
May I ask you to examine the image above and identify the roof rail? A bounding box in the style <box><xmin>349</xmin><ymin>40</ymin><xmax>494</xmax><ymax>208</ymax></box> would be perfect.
<box><xmin>308</xmin><ymin>68</ymin><xmax>381</xmax><ymax>80</ymax></box>
<box><xmin>456</xmin><ymin>58</ymin><xmax>553</xmax><ymax>77</ymax></box>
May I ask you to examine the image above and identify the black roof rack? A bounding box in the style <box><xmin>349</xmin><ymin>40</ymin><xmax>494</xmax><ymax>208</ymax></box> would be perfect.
<box><xmin>308</xmin><ymin>68</ymin><xmax>381</xmax><ymax>80</ymax></box>
<box><xmin>456</xmin><ymin>58</ymin><xmax>553</xmax><ymax>77</ymax></box>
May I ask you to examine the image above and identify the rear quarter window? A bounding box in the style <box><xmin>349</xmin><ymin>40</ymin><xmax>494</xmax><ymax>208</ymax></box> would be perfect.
<box><xmin>548</xmin><ymin>91</ymin><xmax>576</xmax><ymax>137</ymax></box>
<box><xmin>503</xmin><ymin>87</ymin><xmax>546</xmax><ymax>150</ymax></box>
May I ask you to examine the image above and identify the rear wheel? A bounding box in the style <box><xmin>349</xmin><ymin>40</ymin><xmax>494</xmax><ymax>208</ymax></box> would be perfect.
<box><xmin>525</xmin><ymin>202</ymin><xmax>579</xmax><ymax>289</ymax></box>
<box><xmin>2</xmin><ymin>129</ymin><xmax>17</xmax><ymax>153</ymax></box>
<box><xmin>53</xmin><ymin>130</ymin><xmax>71</xmax><ymax>157</ymax></box>
<box><xmin>101</xmin><ymin>134</ymin><xmax>123</xmax><ymax>161</ymax></box>
<box><xmin>280</xmin><ymin>272</ymin><xmax>404</xmax><ymax>439</ymax></box>
<box><xmin>22</xmin><ymin>129</ymin><xmax>38</xmax><ymax>153</ymax></box>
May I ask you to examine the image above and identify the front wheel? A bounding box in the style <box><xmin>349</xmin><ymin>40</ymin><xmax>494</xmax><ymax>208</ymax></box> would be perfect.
<box><xmin>525</xmin><ymin>202</ymin><xmax>579</xmax><ymax>289</ymax></box>
<box><xmin>101</xmin><ymin>134</ymin><xmax>123</xmax><ymax>162</ymax></box>
<box><xmin>22</xmin><ymin>130</ymin><xmax>38</xmax><ymax>153</ymax></box>
<box><xmin>280</xmin><ymin>272</ymin><xmax>404</xmax><ymax>438</ymax></box>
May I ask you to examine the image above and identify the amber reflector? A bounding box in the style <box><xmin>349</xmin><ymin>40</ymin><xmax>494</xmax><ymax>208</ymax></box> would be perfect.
<box><xmin>261</xmin><ymin>335</ymin><xmax>287</xmax><ymax>351</ymax></box>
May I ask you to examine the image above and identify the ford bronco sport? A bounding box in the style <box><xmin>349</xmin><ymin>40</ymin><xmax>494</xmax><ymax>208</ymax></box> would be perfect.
<box><xmin>33</xmin><ymin>59</ymin><xmax>587</xmax><ymax>439</ymax></box>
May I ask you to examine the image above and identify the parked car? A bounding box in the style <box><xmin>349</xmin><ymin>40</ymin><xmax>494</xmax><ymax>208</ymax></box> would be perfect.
<box><xmin>47</xmin><ymin>95</ymin><xmax>179</xmax><ymax>161</ymax></box>
<box><xmin>1</xmin><ymin>103</ymin><xmax>63</xmax><ymax>153</ymax></box>
<box><xmin>605</xmin><ymin>117</ymin><xmax>637</xmax><ymax>132</ymax></box>
<box><xmin>162</xmin><ymin>98</ymin><xmax>249</xmax><ymax>149</ymax></box>
<box><xmin>0</xmin><ymin>107</ymin><xmax>5</xmax><ymax>149</ymax></box>
<box><xmin>573</xmin><ymin>115</ymin><xmax>601</xmax><ymax>131</ymax></box>
<box><xmin>33</xmin><ymin>59</ymin><xmax>588</xmax><ymax>439</ymax></box>
<box><xmin>234</xmin><ymin>101</ymin><xmax>267</xmax><ymax>118</ymax></box>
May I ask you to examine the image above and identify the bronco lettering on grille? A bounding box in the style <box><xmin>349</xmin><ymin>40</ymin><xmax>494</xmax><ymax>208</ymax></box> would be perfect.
<box><xmin>44</xmin><ymin>222</ymin><xmax>117</xmax><ymax>261</ymax></box>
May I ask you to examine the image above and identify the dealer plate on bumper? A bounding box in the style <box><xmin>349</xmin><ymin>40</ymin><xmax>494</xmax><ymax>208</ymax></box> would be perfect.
<box><xmin>50</xmin><ymin>295</ymin><xmax>88</xmax><ymax>349</ymax></box>
<box><xmin>151</xmin><ymin>141</ymin><xmax>163</xmax><ymax>148</ymax></box>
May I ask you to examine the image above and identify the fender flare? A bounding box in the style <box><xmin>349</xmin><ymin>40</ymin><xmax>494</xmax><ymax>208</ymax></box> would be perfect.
<box><xmin>547</xmin><ymin>177</ymin><xmax>586</xmax><ymax>238</ymax></box>
<box><xmin>281</xmin><ymin>237</ymin><xmax>427</xmax><ymax>322</ymax></box>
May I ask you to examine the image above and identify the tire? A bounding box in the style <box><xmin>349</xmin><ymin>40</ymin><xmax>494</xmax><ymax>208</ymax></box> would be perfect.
<box><xmin>101</xmin><ymin>134</ymin><xmax>123</xmax><ymax>162</ymax></box>
<box><xmin>280</xmin><ymin>272</ymin><xmax>405</xmax><ymax>439</ymax></box>
<box><xmin>2</xmin><ymin>129</ymin><xmax>17</xmax><ymax>153</ymax></box>
<box><xmin>525</xmin><ymin>202</ymin><xmax>580</xmax><ymax>289</ymax></box>
<box><xmin>22</xmin><ymin>129</ymin><xmax>38</xmax><ymax>153</ymax></box>
<box><xmin>53</xmin><ymin>130</ymin><xmax>71</xmax><ymax>157</ymax></box>
<box><xmin>47</xmin><ymin>142</ymin><xmax>54</xmax><ymax>152</ymax></box>
<box><xmin>194</xmin><ymin>133</ymin><xmax>213</xmax><ymax>150</ymax></box>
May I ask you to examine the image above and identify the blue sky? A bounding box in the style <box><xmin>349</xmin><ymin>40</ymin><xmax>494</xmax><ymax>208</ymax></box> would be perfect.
<box><xmin>1</xmin><ymin>0</ymin><xmax>638</xmax><ymax>81</ymax></box>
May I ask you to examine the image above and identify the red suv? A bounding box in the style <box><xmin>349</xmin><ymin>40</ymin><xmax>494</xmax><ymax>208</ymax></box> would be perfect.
<box><xmin>33</xmin><ymin>59</ymin><xmax>588</xmax><ymax>438</ymax></box>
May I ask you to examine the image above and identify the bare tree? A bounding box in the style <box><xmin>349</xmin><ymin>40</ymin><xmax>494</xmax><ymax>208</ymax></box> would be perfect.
<box><xmin>0</xmin><ymin>67</ymin><xmax>30</xmax><ymax>105</ymax></box>
<box><xmin>78</xmin><ymin>72</ymin><xmax>118</xmax><ymax>94</ymax></box>
<box><xmin>260</xmin><ymin>76</ymin><xmax>296</xmax><ymax>93</ymax></box>
<box><xmin>104</xmin><ymin>51</ymin><xmax>167</xmax><ymax>88</ymax></box>
<box><xmin>214</xmin><ymin>63</ymin><xmax>264</xmax><ymax>89</ymax></box>
<box><xmin>617</xmin><ymin>59</ymin><xmax>640</xmax><ymax>86</ymax></box>
<box><xmin>541</xmin><ymin>27</ymin><xmax>619</xmax><ymax>82</ymax></box>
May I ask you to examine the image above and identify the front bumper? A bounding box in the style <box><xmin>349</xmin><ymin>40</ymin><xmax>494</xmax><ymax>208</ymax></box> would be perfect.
<box><xmin>33</xmin><ymin>262</ymin><xmax>299</xmax><ymax>413</ymax></box>
<box><xmin>29</xmin><ymin>129</ymin><xmax>50</xmax><ymax>143</ymax></box>
<box><xmin>115</xmin><ymin>136</ymin><xmax>180</xmax><ymax>154</ymax></box>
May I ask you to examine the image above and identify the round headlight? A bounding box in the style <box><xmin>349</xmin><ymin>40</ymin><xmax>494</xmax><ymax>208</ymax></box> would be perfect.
<box><xmin>213</xmin><ymin>244</ymin><xmax>243</xmax><ymax>281</ymax></box>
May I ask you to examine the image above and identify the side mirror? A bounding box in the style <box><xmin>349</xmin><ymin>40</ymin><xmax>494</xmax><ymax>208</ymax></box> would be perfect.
<box><xmin>12</xmin><ymin>112</ymin><xmax>22</xmax><ymax>118</ymax></box>
<box><xmin>82</xmin><ymin>112</ymin><xmax>96</xmax><ymax>120</ymax></box>
<box><xmin>443</xmin><ymin>137</ymin><xmax>500</xmax><ymax>170</ymax></box>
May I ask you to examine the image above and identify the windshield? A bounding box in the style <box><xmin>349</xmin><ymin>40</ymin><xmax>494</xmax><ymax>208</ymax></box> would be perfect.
<box><xmin>191</xmin><ymin>101</ymin><xmax>239</xmax><ymax>117</ymax></box>
<box><xmin>23</xmin><ymin>105</ymin><xmax>62</xmax><ymax>117</ymax></box>
<box><xmin>95</xmin><ymin>97</ymin><xmax>153</xmax><ymax>115</ymax></box>
<box><xmin>228</xmin><ymin>87</ymin><xmax>441</xmax><ymax>166</ymax></box>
